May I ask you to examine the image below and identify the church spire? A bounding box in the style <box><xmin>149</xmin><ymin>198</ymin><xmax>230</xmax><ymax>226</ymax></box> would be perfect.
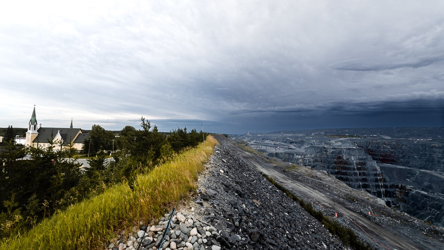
<box><xmin>70</xmin><ymin>118</ymin><xmax>73</xmax><ymax>129</ymax></box>
<box><xmin>29</xmin><ymin>105</ymin><xmax>38</xmax><ymax>131</ymax></box>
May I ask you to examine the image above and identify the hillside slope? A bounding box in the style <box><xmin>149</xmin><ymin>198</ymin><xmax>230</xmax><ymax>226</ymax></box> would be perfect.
<box><xmin>108</xmin><ymin>135</ymin><xmax>444</xmax><ymax>250</ymax></box>
<box><xmin>109</xmin><ymin>136</ymin><xmax>345</xmax><ymax>250</ymax></box>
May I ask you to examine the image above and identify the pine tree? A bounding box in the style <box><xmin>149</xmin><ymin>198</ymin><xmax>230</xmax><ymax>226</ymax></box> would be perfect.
<box><xmin>3</xmin><ymin>125</ymin><xmax>15</xmax><ymax>143</ymax></box>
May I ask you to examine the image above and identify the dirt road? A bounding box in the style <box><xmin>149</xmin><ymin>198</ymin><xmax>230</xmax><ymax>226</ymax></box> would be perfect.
<box><xmin>222</xmin><ymin>139</ymin><xmax>425</xmax><ymax>250</ymax></box>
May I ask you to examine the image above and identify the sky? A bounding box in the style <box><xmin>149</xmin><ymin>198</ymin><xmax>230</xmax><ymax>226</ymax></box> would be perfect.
<box><xmin>1</xmin><ymin>0</ymin><xmax>444</xmax><ymax>134</ymax></box>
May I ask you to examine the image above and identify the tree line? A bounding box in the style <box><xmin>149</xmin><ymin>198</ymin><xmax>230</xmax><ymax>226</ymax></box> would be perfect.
<box><xmin>0</xmin><ymin>118</ymin><xmax>208</xmax><ymax>239</ymax></box>
<box><xmin>0</xmin><ymin>126</ymin><xmax>27</xmax><ymax>143</ymax></box>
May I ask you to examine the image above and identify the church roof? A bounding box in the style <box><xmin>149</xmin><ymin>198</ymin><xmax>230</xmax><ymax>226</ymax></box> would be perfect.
<box><xmin>74</xmin><ymin>132</ymin><xmax>89</xmax><ymax>144</ymax></box>
<box><xmin>33</xmin><ymin>127</ymin><xmax>82</xmax><ymax>145</ymax></box>
<box><xmin>29</xmin><ymin>106</ymin><xmax>37</xmax><ymax>125</ymax></box>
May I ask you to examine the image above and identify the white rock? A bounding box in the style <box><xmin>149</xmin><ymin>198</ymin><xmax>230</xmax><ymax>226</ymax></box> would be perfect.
<box><xmin>212</xmin><ymin>246</ymin><xmax>221</xmax><ymax>250</ymax></box>
<box><xmin>186</xmin><ymin>242</ymin><xmax>194</xmax><ymax>250</ymax></box>
<box><xmin>322</xmin><ymin>241</ymin><xmax>327</xmax><ymax>249</ymax></box>
<box><xmin>190</xmin><ymin>228</ymin><xmax>198</xmax><ymax>236</ymax></box>
<box><xmin>170</xmin><ymin>241</ymin><xmax>177</xmax><ymax>249</ymax></box>
<box><xmin>137</xmin><ymin>230</ymin><xmax>146</xmax><ymax>238</ymax></box>
<box><xmin>177</xmin><ymin>213</ymin><xmax>186</xmax><ymax>222</ymax></box>
<box><xmin>187</xmin><ymin>218</ymin><xmax>194</xmax><ymax>225</ymax></box>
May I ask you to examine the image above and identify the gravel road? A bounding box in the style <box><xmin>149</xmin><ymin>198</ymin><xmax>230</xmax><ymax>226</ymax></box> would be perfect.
<box><xmin>193</xmin><ymin>137</ymin><xmax>347</xmax><ymax>249</ymax></box>
<box><xmin>221</xmin><ymin>136</ymin><xmax>444</xmax><ymax>250</ymax></box>
<box><xmin>110</xmin><ymin>136</ymin><xmax>444</xmax><ymax>250</ymax></box>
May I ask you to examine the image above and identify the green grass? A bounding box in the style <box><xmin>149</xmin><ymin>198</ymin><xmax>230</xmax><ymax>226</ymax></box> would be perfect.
<box><xmin>0</xmin><ymin>136</ymin><xmax>218</xmax><ymax>250</ymax></box>
<box><xmin>235</xmin><ymin>141</ymin><xmax>303</xmax><ymax>170</ymax></box>
<box><xmin>234</xmin><ymin>141</ymin><xmax>258</xmax><ymax>155</ymax></box>
<box><xmin>73</xmin><ymin>154</ymin><xmax>114</xmax><ymax>159</ymax></box>
<box><xmin>285</xmin><ymin>164</ymin><xmax>301</xmax><ymax>171</ymax></box>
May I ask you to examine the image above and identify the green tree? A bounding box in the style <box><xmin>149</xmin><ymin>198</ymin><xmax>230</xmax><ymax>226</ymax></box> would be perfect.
<box><xmin>150</xmin><ymin>125</ymin><xmax>167</xmax><ymax>163</ymax></box>
<box><xmin>83</xmin><ymin>125</ymin><xmax>115</xmax><ymax>156</ymax></box>
<box><xmin>159</xmin><ymin>141</ymin><xmax>175</xmax><ymax>163</ymax></box>
<box><xmin>188</xmin><ymin>129</ymin><xmax>201</xmax><ymax>147</ymax></box>
<box><xmin>3</xmin><ymin>126</ymin><xmax>15</xmax><ymax>143</ymax></box>
<box><xmin>0</xmin><ymin>141</ymin><xmax>83</xmax><ymax>239</ymax></box>
<box><xmin>168</xmin><ymin>128</ymin><xmax>187</xmax><ymax>152</ymax></box>
<box><xmin>116</xmin><ymin>125</ymin><xmax>137</xmax><ymax>154</ymax></box>
<box><xmin>0</xmin><ymin>193</ymin><xmax>23</xmax><ymax>237</ymax></box>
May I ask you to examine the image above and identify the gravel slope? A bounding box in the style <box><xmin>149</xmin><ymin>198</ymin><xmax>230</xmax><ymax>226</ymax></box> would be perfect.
<box><xmin>109</xmin><ymin>140</ymin><xmax>348</xmax><ymax>250</ymax></box>
<box><xmin>226</xmin><ymin>137</ymin><xmax>444</xmax><ymax>250</ymax></box>
<box><xmin>192</xmin><ymin>142</ymin><xmax>347</xmax><ymax>249</ymax></box>
<box><xmin>109</xmin><ymin>136</ymin><xmax>444</xmax><ymax>250</ymax></box>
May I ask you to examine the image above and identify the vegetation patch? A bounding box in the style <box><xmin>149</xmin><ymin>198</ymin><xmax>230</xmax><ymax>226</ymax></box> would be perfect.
<box><xmin>0</xmin><ymin>136</ymin><xmax>218</xmax><ymax>249</ymax></box>
<box><xmin>0</xmin><ymin>118</ymin><xmax>208</xmax><ymax>239</ymax></box>
<box><xmin>261</xmin><ymin>173</ymin><xmax>372</xmax><ymax>250</ymax></box>
<box><xmin>285</xmin><ymin>164</ymin><xmax>301</xmax><ymax>171</ymax></box>
<box><xmin>234</xmin><ymin>141</ymin><xmax>258</xmax><ymax>155</ymax></box>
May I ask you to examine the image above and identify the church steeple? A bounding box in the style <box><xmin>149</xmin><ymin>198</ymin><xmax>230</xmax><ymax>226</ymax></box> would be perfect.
<box><xmin>29</xmin><ymin>105</ymin><xmax>38</xmax><ymax>132</ymax></box>
<box><xmin>26</xmin><ymin>105</ymin><xmax>39</xmax><ymax>147</ymax></box>
<box><xmin>70</xmin><ymin>118</ymin><xmax>73</xmax><ymax>129</ymax></box>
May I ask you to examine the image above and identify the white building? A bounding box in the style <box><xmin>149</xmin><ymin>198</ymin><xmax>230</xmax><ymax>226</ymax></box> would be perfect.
<box><xmin>25</xmin><ymin>106</ymin><xmax>89</xmax><ymax>151</ymax></box>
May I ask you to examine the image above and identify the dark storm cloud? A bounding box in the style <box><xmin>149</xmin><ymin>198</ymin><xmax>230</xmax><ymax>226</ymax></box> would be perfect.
<box><xmin>1</xmin><ymin>1</ymin><xmax>444</xmax><ymax>134</ymax></box>
<box><xmin>229</xmin><ymin>98</ymin><xmax>444</xmax><ymax>133</ymax></box>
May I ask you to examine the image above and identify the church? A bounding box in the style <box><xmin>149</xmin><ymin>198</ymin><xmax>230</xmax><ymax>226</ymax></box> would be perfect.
<box><xmin>25</xmin><ymin>106</ymin><xmax>89</xmax><ymax>152</ymax></box>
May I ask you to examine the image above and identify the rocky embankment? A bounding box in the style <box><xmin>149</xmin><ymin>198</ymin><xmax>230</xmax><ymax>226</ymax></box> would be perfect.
<box><xmin>242</xmin><ymin>131</ymin><xmax>444</xmax><ymax>228</ymax></box>
<box><xmin>108</xmin><ymin>142</ymin><xmax>346</xmax><ymax>250</ymax></box>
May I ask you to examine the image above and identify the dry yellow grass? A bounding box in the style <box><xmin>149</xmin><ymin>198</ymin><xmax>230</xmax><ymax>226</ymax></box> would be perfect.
<box><xmin>1</xmin><ymin>136</ymin><xmax>218</xmax><ymax>250</ymax></box>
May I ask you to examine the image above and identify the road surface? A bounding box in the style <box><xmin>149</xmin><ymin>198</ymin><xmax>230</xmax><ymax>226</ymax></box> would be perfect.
<box><xmin>222</xmin><ymin>139</ymin><xmax>425</xmax><ymax>250</ymax></box>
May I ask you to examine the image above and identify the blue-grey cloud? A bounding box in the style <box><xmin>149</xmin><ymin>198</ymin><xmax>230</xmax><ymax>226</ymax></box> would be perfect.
<box><xmin>1</xmin><ymin>1</ymin><xmax>444</xmax><ymax>134</ymax></box>
<box><xmin>333</xmin><ymin>54</ymin><xmax>444</xmax><ymax>72</ymax></box>
<box><xmin>229</xmin><ymin>98</ymin><xmax>444</xmax><ymax>133</ymax></box>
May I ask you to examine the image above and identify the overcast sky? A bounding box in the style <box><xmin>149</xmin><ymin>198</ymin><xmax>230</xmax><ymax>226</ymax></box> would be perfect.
<box><xmin>1</xmin><ymin>0</ymin><xmax>444</xmax><ymax>134</ymax></box>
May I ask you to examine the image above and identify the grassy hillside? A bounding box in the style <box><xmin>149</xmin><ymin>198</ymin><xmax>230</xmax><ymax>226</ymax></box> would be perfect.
<box><xmin>0</xmin><ymin>136</ymin><xmax>218</xmax><ymax>249</ymax></box>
